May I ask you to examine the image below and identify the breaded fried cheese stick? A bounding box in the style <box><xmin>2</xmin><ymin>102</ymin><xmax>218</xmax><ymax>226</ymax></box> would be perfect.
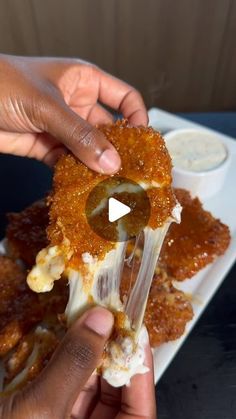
<box><xmin>27</xmin><ymin>120</ymin><xmax>181</xmax><ymax>387</ymax></box>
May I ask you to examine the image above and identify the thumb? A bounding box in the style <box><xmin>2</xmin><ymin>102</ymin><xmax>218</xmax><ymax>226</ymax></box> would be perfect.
<box><xmin>25</xmin><ymin>307</ymin><xmax>113</xmax><ymax>418</ymax></box>
<box><xmin>41</xmin><ymin>96</ymin><xmax>121</xmax><ymax>174</ymax></box>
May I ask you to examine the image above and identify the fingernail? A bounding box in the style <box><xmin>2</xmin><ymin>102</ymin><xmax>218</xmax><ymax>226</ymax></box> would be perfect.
<box><xmin>84</xmin><ymin>307</ymin><xmax>114</xmax><ymax>336</ymax></box>
<box><xmin>98</xmin><ymin>149</ymin><xmax>121</xmax><ymax>174</ymax></box>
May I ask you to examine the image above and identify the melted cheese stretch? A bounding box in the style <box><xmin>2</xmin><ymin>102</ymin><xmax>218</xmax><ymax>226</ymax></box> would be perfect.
<box><xmin>102</xmin><ymin>326</ymin><xmax>149</xmax><ymax>387</ymax></box>
<box><xmin>27</xmin><ymin>204</ymin><xmax>181</xmax><ymax>387</ymax></box>
<box><xmin>27</xmin><ymin>246</ymin><xmax>65</xmax><ymax>293</ymax></box>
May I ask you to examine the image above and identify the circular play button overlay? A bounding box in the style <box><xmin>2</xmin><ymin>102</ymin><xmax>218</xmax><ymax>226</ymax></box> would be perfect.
<box><xmin>85</xmin><ymin>177</ymin><xmax>150</xmax><ymax>242</ymax></box>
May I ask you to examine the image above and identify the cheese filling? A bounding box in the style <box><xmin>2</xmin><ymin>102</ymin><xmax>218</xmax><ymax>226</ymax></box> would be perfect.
<box><xmin>27</xmin><ymin>204</ymin><xmax>181</xmax><ymax>387</ymax></box>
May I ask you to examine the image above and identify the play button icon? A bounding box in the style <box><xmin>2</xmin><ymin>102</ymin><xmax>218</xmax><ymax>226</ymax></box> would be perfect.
<box><xmin>85</xmin><ymin>177</ymin><xmax>150</xmax><ymax>242</ymax></box>
<box><xmin>108</xmin><ymin>197</ymin><xmax>131</xmax><ymax>222</ymax></box>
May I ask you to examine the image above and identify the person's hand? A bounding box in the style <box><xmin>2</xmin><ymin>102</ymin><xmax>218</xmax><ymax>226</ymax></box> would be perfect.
<box><xmin>0</xmin><ymin>54</ymin><xmax>148</xmax><ymax>173</ymax></box>
<box><xmin>0</xmin><ymin>307</ymin><xmax>156</xmax><ymax>419</ymax></box>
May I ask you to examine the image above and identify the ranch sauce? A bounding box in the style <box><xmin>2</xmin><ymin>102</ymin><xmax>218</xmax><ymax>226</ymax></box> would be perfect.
<box><xmin>165</xmin><ymin>131</ymin><xmax>227</xmax><ymax>172</ymax></box>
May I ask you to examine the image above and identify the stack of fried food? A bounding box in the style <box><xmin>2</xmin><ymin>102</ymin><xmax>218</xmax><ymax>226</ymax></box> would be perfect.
<box><xmin>0</xmin><ymin>186</ymin><xmax>230</xmax><ymax>392</ymax></box>
<box><xmin>0</xmin><ymin>120</ymin><xmax>231</xmax><ymax>391</ymax></box>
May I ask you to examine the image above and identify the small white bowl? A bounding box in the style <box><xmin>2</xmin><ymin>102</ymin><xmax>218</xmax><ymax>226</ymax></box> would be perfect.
<box><xmin>164</xmin><ymin>128</ymin><xmax>231</xmax><ymax>201</ymax></box>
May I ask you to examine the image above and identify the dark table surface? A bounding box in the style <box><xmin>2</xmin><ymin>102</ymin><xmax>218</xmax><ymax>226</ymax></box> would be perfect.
<box><xmin>0</xmin><ymin>112</ymin><xmax>235</xmax><ymax>419</ymax></box>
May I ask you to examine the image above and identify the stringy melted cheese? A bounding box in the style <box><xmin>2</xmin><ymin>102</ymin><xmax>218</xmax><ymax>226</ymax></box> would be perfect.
<box><xmin>27</xmin><ymin>204</ymin><xmax>181</xmax><ymax>387</ymax></box>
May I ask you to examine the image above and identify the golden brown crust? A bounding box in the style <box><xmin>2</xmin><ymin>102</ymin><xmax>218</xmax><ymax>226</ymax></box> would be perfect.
<box><xmin>145</xmin><ymin>274</ymin><xmax>193</xmax><ymax>346</ymax></box>
<box><xmin>4</xmin><ymin>184</ymin><xmax>231</xmax><ymax>355</ymax></box>
<box><xmin>0</xmin><ymin>255</ymin><xmax>67</xmax><ymax>359</ymax></box>
<box><xmin>6</xmin><ymin>199</ymin><xmax>49</xmax><ymax>267</ymax></box>
<box><xmin>98</xmin><ymin>120</ymin><xmax>172</xmax><ymax>185</ymax></box>
<box><xmin>159</xmin><ymin>188</ymin><xmax>231</xmax><ymax>280</ymax></box>
<box><xmin>0</xmin><ymin>321</ymin><xmax>24</xmax><ymax>358</ymax></box>
<box><xmin>1</xmin><ymin>130</ymin><xmax>231</xmax><ymax>389</ymax></box>
<box><xmin>47</xmin><ymin>153</ymin><xmax>114</xmax><ymax>265</ymax></box>
<box><xmin>5</xmin><ymin>332</ymin><xmax>35</xmax><ymax>381</ymax></box>
<box><xmin>0</xmin><ymin>256</ymin><xmax>43</xmax><ymax>356</ymax></box>
<box><xmin>47</xmin><ymin>120</ymin><xmax>175</xmax><ymax>267</ymax></box>
<box><xmin>121</xmin><ymin>263</ymin><xmax>193</xmax><ymax>347</ymax></box>
<box><xmin>3</xmin><ymin>329</ymin><xmax>58</xmax><ymax>390</ymax></box>
<box><xmin>0</xmin><ymin>256</ymin><xmax>66</xmax><ymax>390</ymax></box>
<box><xmin>6</xmin><ymin>186</ymin><xmax>230</xmax><ymax>282</ymax></box>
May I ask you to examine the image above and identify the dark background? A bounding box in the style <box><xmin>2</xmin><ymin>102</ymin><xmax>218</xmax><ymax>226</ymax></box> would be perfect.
<box><xmin>0</xmin><ymin>1</ymin><xmax>236</xmax><ymax>418</ymax></box>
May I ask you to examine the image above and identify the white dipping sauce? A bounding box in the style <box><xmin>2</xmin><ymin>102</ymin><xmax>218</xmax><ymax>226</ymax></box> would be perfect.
<box><xmin>165</xmin><ymin>131</ymin><xmax>227</xmax><ymax>172</ymax></box>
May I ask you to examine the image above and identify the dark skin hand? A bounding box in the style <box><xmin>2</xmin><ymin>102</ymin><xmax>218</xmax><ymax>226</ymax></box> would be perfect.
<box><xmin>0</xmin><ymin>54</ymin><xmax>148</xmax><ymax>171</ymax></box>
<box><xmin>0</xmin><ymin>307</ymin><xmax>157</xmax><ymax>418</ymax></box>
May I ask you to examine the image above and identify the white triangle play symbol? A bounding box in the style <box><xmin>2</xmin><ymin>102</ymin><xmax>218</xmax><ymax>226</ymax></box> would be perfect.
<box><xmin>108</xmin><ymin>197</ymin><xmax>131</xmax><ymax>222</ymax></box>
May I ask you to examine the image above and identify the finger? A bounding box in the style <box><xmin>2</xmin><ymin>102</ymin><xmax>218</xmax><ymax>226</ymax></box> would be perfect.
<box><xmin>90</xmin><ymin>378</ymin><xmax>121</xmax><ymax>419</ymax></box>
<box><xmin>25</xmin><ymin>132</ymin><xmax>67</xmax><ymax>166</ymax></box>
<box><xmin>119</xmin><ymin>330</ymin><xmax>157</xmax><ymax>419</ymax></box>
<box><xmin>41</xmin><ymin>96</ymin><xmax>121</xmax><ymax>174</ymax></box>
<box><xmin>0</xmin><ymin>130</ymin><xmax>66</xmax><ymax>166</ymax></box>
<box><xmin>25</xmin><ymin>307</ymin><xmax>114</xmax><ymax>419</ymax></box>
<box><xmin>71</xmin><ymin>373</ymin><xmax>99</xmax><ymax>419</ymax></box>
<box><xmin>94</xmin><ymin>68</ymin><xmax>148</xmax><ymax>126</ymax></box>
<box><xmin>43</xmin><ymin>144</ymin><xmax>67</xmax><ymax>166</ymax></box>
<box><xmin>87</xmin><ymin>104</ymin><xmax>114</xmax><ymax>126</ymax></box>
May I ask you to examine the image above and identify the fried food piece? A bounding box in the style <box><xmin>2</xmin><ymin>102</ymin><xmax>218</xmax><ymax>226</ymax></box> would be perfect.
<box><xmin>0</xmin><ymin>256</ymin><xmax>65</xmax><ymax>391</ymax></box>
<box><xmin>4</xmin><ymin>185</ymin><xmax>230</xmax><ymax>353</ymax></box>
<box><xmin>100</xmin><ymin>120</ymin><xmax>172</xmax><ymax>185</ymax></box>
<box><xmin>6</xmin><ymin>199</ymin><xmax>49</xmax><ymax>267</ymax></box>
<box><xmin>145</xmin><ymin>274</ymin><xmax>193</xmax><ymax>346</ymax></box>
<box><xmin>0</xmin><ymin>256</ymin><xmax>43</xmax><ymax>356</ymax></box>
<box><xmin>3</xmin><ymin>327</ymin><xmax>58</xmax><ymax>392</ymax></box>
<box><xmin>0</xmin><ymin>321</ymin><xmax>26</xmax><ymax>360</ymax></box>
<box><xmin>46</xmin><ymin>120</ymin><xmax>176</xmax><ymax>267</ymax></box>
<box><xmin>27</xmin><ymin>120</ymin><xmax>179</xmax><ymax>388</ymax></box>
<box><xmin>0</xmin><ymin>255</ymin><xmax>67</xmax><ymax>358</ymax></box>
<box><xmin>7</xmin><ymin>187</ymin><xmax>230</xmax><ymax>285</ymax></box>
<box><xmin>159</xmin><ymin>189</ymin><xmax>231</xmax><ymax>280</ymax></box>
<box><xmin>120</xmin><ymin>263</ymin><xmax>193</xmax><ymax>346</ymax></box>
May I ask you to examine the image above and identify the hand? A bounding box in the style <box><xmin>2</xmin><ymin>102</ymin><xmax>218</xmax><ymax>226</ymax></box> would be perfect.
<box><xmin>0</xmin><ymin>55</ymin><xmax>148</xmax><ymax>173</ymax></box>
<box><xmin>0</xmin><ymin>307</ymin><xmax>156</xmax><ymax>419</ymax></box>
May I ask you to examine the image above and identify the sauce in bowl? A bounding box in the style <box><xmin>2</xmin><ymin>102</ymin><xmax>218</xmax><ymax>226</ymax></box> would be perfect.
<box><xmin>164</xmin><ymin>128</ymin><xmax>230</xmax><ymax>201</ymax></box>
<box><xmin>166</xmin><ymin>131</ymin><xmax>227</xmax><ymax>172</ymax></box>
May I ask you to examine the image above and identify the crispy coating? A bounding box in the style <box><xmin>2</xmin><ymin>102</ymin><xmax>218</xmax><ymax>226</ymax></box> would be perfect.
<box><xmin>99</xmin><ymin>120</ymin><xmax>172</xmax><ymax>185</ymax></box>
<box><xmin>6</xmin><ymin>187</ymin><xmax>230</xmax><ymax>282</ymax></box>
<box><xmin>5</xmin><ymin>332</ymin><xmax>36</xmax><ymax>381</ymax></box>
<box><xmin>0</xmin><ymin>255</ymin><xmax>66</xmax><ymax>391</ymax></box>
<box><xmin>145</xmin><ymin>273</ymin><xmax>193</xmax><ymax>346</ymax></box>
<box><xmin>3</xmin><ymin>328</ymin><xmax>58</xmax><ymax>391</ymax></box>
<box><xmin>0</xmin><ymin>256</ymin><xmax>43</xmax><ymax>356</ymax></box>
<box><xmin>2</xmin><ymin>160</ymin><xmax>231</xmax><ymax>389</ymax></box>
<box><xmin>4</xmin><ymin>185</ymin><xmax>230</xmax><ymax>353</ymax></box>
<box><xmin>121</xmin><ymin>263</ymin><xmax>193</xmax><ymax>347</ymax></box>
<box><xmin>159</xmin><ymin>189</ymin><xmax>231</xmax><ymax>280</ymax></box>
<box><xmin>6</xmin><ymin>199</ymin><xmax>49</xmax><ymax>266</ymax></box>
<box><xmin>0</xmin><ymin>255</ymin><xmax>67</xmax><ymax>358</ymax></box>
<box><xmin>47</xmin><ymin>120</ymin><xmax>175</xmax><ymax>267</ymax></box>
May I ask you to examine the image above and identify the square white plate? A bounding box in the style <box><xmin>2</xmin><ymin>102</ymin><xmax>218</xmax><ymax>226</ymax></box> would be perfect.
<box><xmin>149</xmin><ymin>108</ymin><xmax>236</xmax><ymax>383</ymax></box>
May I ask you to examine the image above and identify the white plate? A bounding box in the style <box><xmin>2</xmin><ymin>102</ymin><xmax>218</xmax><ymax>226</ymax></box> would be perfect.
<box><xmin>149</xmin><ymin>108</ymin><xmax>236</xmax><ymax>383</ymax></box>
